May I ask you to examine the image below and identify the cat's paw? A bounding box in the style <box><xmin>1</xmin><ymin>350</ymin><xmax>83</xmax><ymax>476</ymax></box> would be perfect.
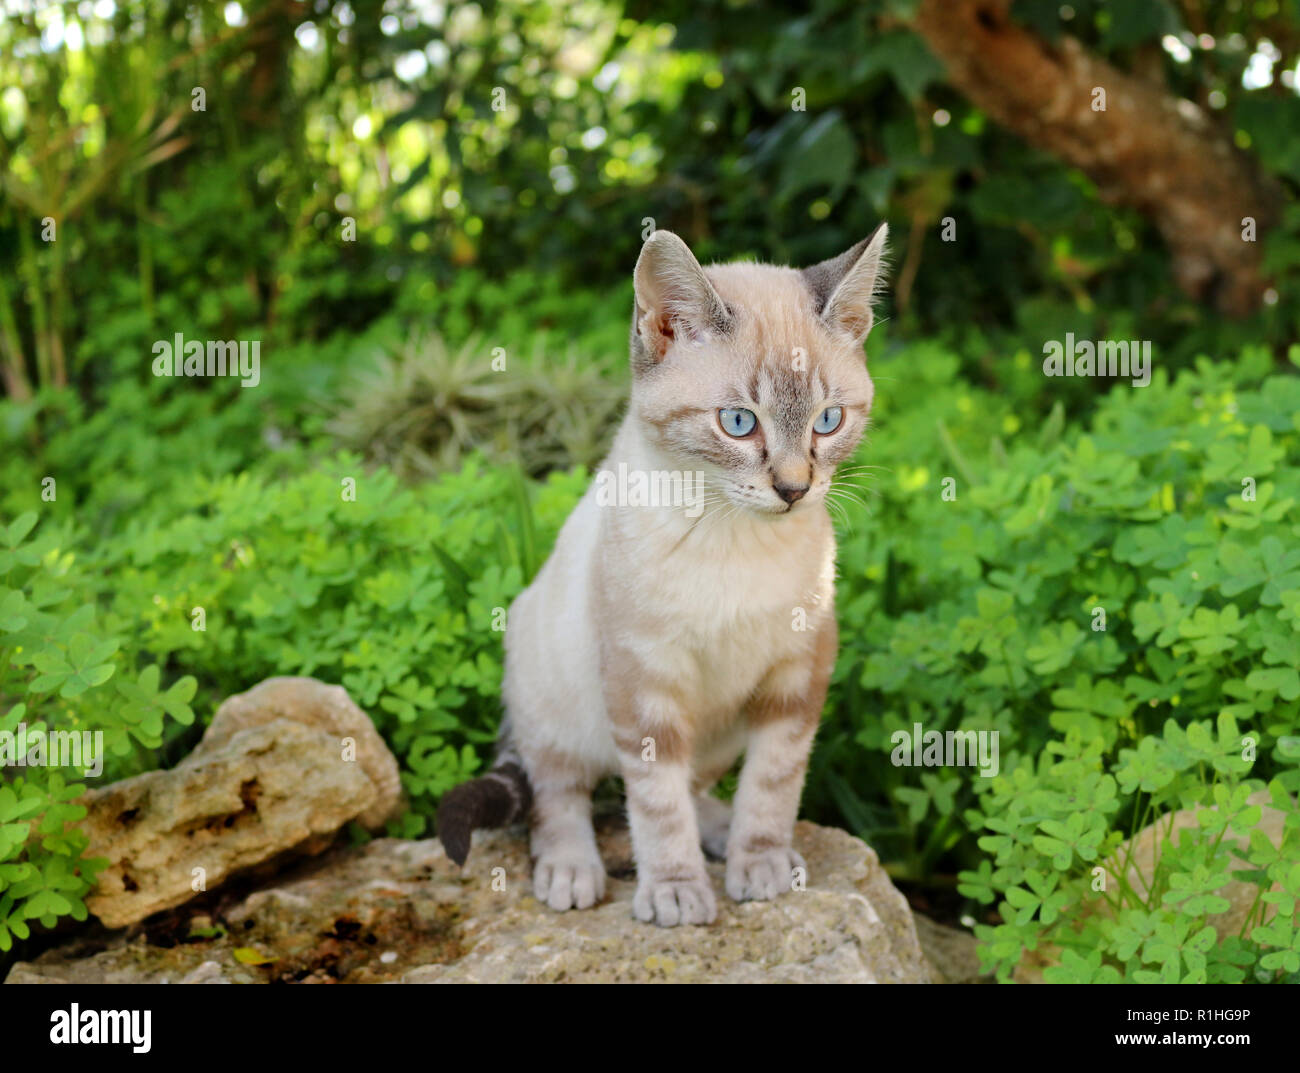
<box><xmin>532</xmin><ymin>853</ymin><xmax>607</xmax><ymax>911</ymax></box>
<box><xmin>725</xmin><ymin>847</ymin><xmax>806</xmax><ymax>903</ymax></box>
<box><xmin>632</xmin><ymin>875</ymin><xmax>717</xmax><ymax>927</ymax></box>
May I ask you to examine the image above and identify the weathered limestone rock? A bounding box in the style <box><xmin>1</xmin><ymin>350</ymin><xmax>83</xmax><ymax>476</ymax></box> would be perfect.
<box><xmin>81</xmin><ymin>720</ymin><xmax>378</xmax><ymax>928</ymax></box>
<box><xmin>193</xmin><ymin>676</ymin><xmax>403</xmax><ymax>830</ymax></box>
<box><xmin>9</xmin><ymin>818</ymin><xmax>934</xmax><ymax>983</ymax></box>
<box><xmin>913</xmin><ymin>913</ymin><xmax>984</xmax><ymax>983</ymax></box>
<box><xmin>59</xmin><ymin>677</ymin><xmax>402</xmax><ymax>929</ymax></box>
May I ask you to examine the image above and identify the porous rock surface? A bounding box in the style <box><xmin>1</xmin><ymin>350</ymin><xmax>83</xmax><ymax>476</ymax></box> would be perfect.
<box><xmin>75</xmin><ymin>677</ymin><xmax>401</xmax><ymax>928</ymax></box>
<box><xmin>9</xmin><ymin>818</ymin><xmax>935</xmax><ymax>984</ymax></box>
<box><xmin>194</xmin><ymin>676</ymin><xmax>403</xmax><ymax>830</ymax></box>
<box><xmin>80</xmin><ymin>721</ymin><xmax>377</xmax><ymax>928</ymax></box>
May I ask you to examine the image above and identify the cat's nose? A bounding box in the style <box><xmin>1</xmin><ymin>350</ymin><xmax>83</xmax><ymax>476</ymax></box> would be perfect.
<box><xmin>774</xmin><ymin>481</ymin><xmax>809</xmax><ymax>504</ymax></box>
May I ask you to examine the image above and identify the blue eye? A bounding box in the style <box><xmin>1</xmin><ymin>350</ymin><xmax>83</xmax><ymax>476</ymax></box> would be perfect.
<box><xmin>718</xmin><ymin>408</ymin><xmax>757</xmax><ymax>437</ymax></box>
<box><xmin>814</xmin><ymin>406</ymin><xmax>843</xmax><ymax>434</ymax></box>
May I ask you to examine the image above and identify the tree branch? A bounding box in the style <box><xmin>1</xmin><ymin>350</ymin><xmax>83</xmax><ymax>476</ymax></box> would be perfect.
<box><xmin>913</xmin><ymin>0</ymin><xmax>1284</xmax><ymax>316</ymax></box>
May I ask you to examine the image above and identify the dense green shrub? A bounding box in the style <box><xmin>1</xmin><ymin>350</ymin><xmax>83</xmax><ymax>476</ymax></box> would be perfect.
<box><xmin>9</xmin><ymin>0</ymin><xmax>1298</xmax><ymax>421</ymax></box>
<box><xmin>83</xmin><ymin>457</ymin><xmax>586</xmax><ymax>822</ymax></box>
<box><xmin>0</xmin><ymin>510</ymin><xmax>195</xmax><ymax>952</ymax></box>
<box><xmin>818</xmin><ymin>342</ymin><xmax>1300</xmax><ymax>982</ymax></box>
<box><xmin>0</xmin><ymin>448</ymin><xmax>585</xmax><ymax>962</ymax></box>
<box><xmin>2</xmin><ymin>334</ymin><xmax>1298</xmax><ymax>983</ymax></box>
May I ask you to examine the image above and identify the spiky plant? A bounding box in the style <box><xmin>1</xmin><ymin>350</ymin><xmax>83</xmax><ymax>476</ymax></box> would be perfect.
<box><xmin>328</xmin><ymin>330</ymin><xmax>625</xmax><ymax>480</ymax></box>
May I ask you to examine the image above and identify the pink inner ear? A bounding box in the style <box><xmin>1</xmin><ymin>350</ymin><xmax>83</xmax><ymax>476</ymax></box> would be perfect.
<box><xmin>638</xmin><ymin>309</ymin><xmax>674</xmax><ymax>359</ymax></box>
<box><xmin>841</xmin><ymin>309</ymin><xmax>873</xmax><ymax>340</ymax></box>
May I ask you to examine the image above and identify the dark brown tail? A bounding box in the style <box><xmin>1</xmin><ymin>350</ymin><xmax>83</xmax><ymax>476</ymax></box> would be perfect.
<box><xmin>436</xmin><ymin>760</ymin><xmax>532</xmax><ymax>866</ymax></box>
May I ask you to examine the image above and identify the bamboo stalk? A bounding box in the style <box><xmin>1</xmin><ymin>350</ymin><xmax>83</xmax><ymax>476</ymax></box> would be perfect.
<box><xmin>15</xmin><ymin>220</ymin><xmax>52</xmax><ymax>390</ymax></box>
<box><xmin>0</xmin><ymin>272</ymin><xmax>34</xmax><ymax>403</ymax></box>
<box><xmin>48</xmin><ymin>218</ymin><xmax>67</xmax><ymax>388</ymax></box>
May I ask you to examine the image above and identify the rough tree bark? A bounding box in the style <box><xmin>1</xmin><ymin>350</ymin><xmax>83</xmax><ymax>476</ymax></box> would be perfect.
<box><xmin>913</xmin><ymin>0</ymin><xmax>1284</xmax><ymax>316</ymax></box>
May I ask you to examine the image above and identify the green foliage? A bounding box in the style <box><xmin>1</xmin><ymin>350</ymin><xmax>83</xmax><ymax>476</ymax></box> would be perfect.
<box><xmin>0</xmin><ymin>770</ymin><xmax>102</xmax><ymax>953</ymax></box>
<box><xmin>0</xmin><ymin>508</ymin><xmax>202</xmax><ymax>952</ymax></box>
<box><xmin>5</xmin><ymin>0</ymin><xmax>1298</xmax><ymax>422</ymax></box>
<box><xmin>812</xmin><ymin>341</ymin><xmax>1300</xmax><ymax>982</ymax></box>
<box><xmin>2</xmin><ymin>454</ymin><xmax>586</xmax><ymax>810</ymax></box>
<box><xmin>76</xmin><ymin>457</ymin><xmax>586</xmax><ymax>826</ymax></box>
<box><xmin>631</xmin><ymin>0</ymin><xmax>1300</xmax><ymax>366</ymax></box>
<box><xmin>6</xmin><ymin>329</ymin><xmax>1297</xmax><ymax>984</ymax></box>
<box><xmin>0</xmin><ymin>441</ymin><xmax>587</xmax><ymax>957</ymax></box>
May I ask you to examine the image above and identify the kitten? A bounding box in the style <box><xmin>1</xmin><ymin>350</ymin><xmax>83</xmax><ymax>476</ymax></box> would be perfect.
<box><xmin>438</xmin><ymin>224</ymin><xmax>890</xmax><ymax>926</ymax></box>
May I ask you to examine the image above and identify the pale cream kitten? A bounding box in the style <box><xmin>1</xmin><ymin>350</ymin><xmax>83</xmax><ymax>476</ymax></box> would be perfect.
<box><xmin>438</xmin><ymin>224</ymin><xmax>890</xmax><ymax>927</ymax></box>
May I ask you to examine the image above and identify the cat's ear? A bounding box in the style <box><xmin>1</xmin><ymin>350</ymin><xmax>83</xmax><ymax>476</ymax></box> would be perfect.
<box><xmin>803</xmin><ymin>223</ymin><xmax>890</xmax><ymax>343</ymax></box>
<box><xmin>633</xmin><ymin>230</ymin><xmax>733</xmax><ymax>362</ymax></box>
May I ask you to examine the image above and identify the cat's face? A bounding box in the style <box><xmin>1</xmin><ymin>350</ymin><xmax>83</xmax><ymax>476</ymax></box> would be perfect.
<box><xmin>629</xmin><ymin>227</ymin><xmax>888</xmax><ymax>516</ymax></box>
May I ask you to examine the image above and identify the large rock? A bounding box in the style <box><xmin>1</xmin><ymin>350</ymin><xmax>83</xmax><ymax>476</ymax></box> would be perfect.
<box><xmin>8</xmin><ymin>817</ymin><xmax>934</xmax><ymax>983</ymax></box>
<box><xmin>80</xmin><ymin>721</ymin><xmax>378</xmax><ymax>928</ymax></box>
<box><xmin>195</xmin><ymin>676</ymin><xmax>403</xmax><ymax>830</ymax></box>
<box><xmin>913</xmin><ymin>913</ymin><xmax>984</xmax><ymax>984</ymax></box>
<box><xmin>72</xmin><ymin>676</ymin><xmax>403</xmax><ymax>929</ymax></box>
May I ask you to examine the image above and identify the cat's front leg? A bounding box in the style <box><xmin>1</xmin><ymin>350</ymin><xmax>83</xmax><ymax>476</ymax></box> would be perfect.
<box><xmin>608</xmin><ymin>676</ymin><xmax>716</xmax><ymax>926</ymax></box>
<box><xmin>725</xmin><ymin>619</ymin><xmax>836</xmax><ymax>903</ymax></box>
<box><xmin>529</xmin><ymin>764</ymin><xmax>606</xmax><ymax>912</ymax></box>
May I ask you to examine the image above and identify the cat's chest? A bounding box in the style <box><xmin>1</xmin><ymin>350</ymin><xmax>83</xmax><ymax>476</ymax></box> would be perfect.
<box><xmin>625</xmin><ymin>513</ymin><xmax>836</xmax><ymax>640</ymax></box>
<box><xmin>675</xmin><ymin>533</ymin><xmax>835</xmax><ymax>717</ymax></box>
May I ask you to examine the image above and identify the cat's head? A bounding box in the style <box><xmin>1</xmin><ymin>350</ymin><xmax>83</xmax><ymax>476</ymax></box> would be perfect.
<box><xmin>628</xmin><ymin>226</ymin><xmax>889</xmax><ymax>516</ymax></box>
